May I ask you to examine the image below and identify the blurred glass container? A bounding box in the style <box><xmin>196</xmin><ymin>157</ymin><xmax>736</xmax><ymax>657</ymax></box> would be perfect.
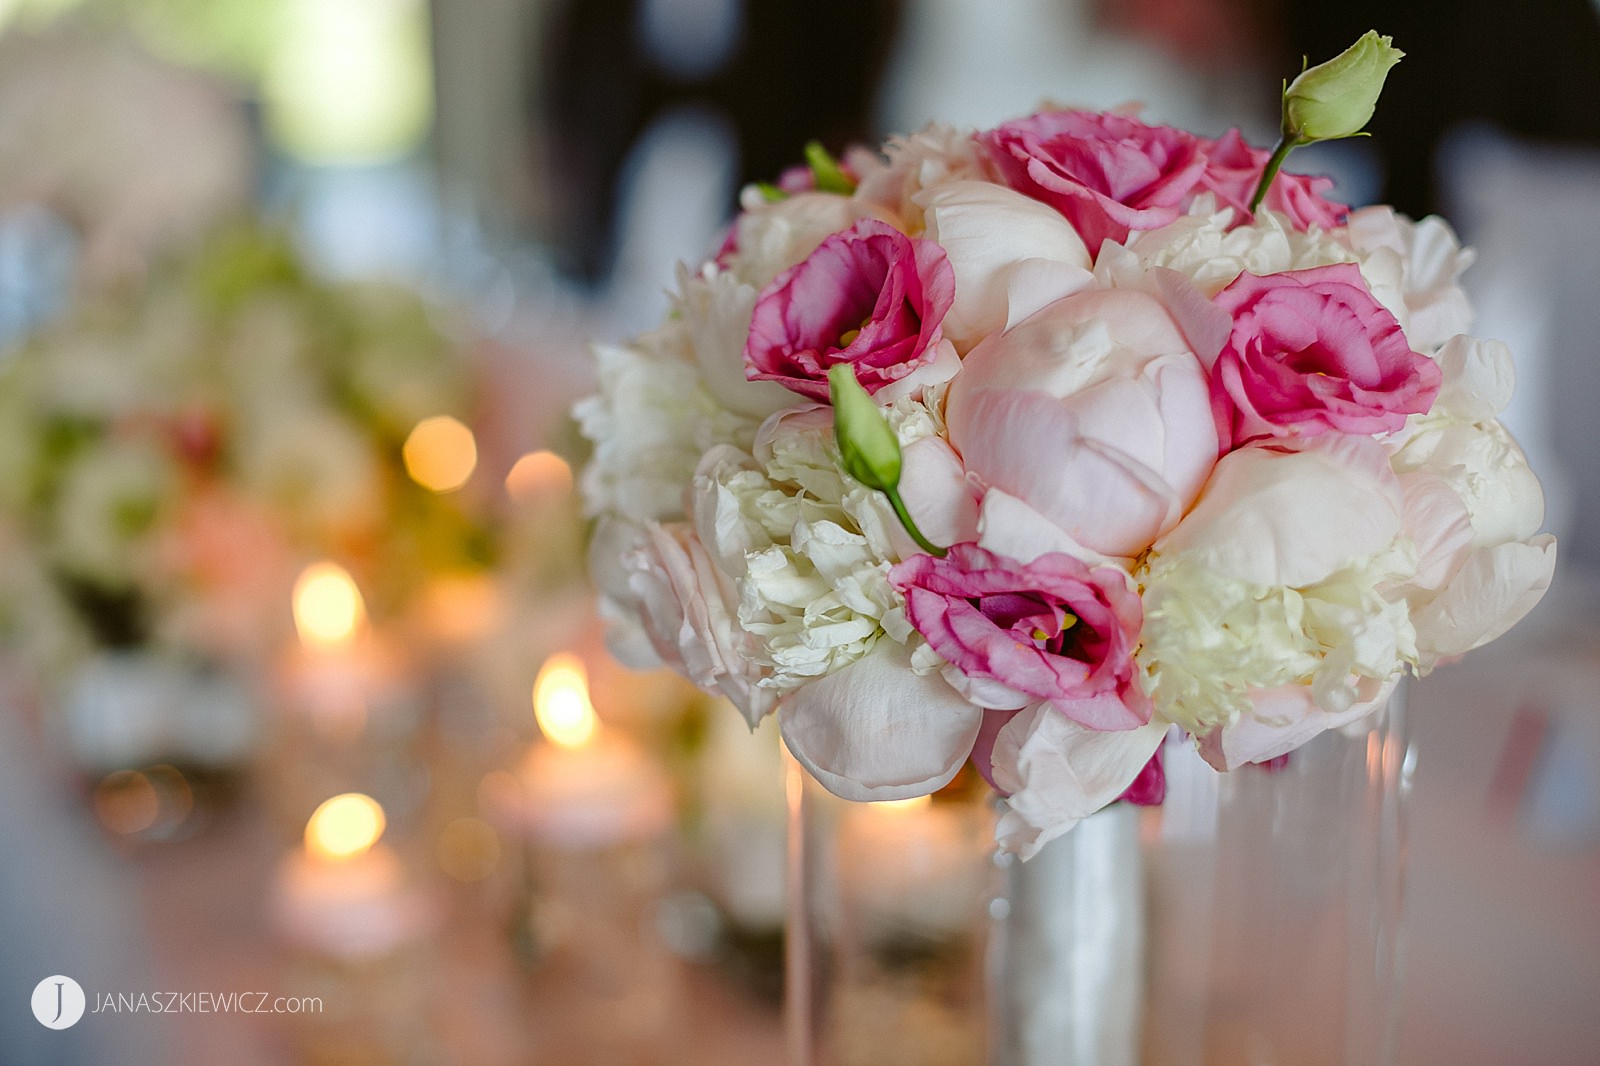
<box><xmin>1133</xmin><ymin>691</ymin><xmax>1412</xmax><ymax>1066</ymax></box>
<box><xmin>62</xmin><ymin>648</ymin><xmax>259</xmax><ymax>773</ymax></box>
<box><xmin>787</xmin><ymin>759</ymin><xmax>995</xmax><ymax>1066</ymax></box>
<box><xmin>787</xmin><ymin>690</ymin><xmax>1413</xmax><ymax>1066</ymax></box>
<box><xmin>58</xmin><ymin>648</ymin><xmax>259</xmax><ymax>842</ymax></box>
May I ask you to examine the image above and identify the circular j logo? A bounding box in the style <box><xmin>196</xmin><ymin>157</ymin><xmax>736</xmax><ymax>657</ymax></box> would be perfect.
<box><xmin>31</xmin><ymin>976</ymin><xmax>86</xmax><ymax>1029</ymax></box>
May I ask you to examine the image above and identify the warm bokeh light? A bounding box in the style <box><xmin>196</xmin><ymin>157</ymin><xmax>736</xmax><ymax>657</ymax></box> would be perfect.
<box><xmin>533</xmin><ymin>652</ymin><xmax>599</xmax><ymax>750</ymax></box>
<box><xmin>292</xmin><ymin>562</ymin><xmax>365</xmax><ymax>647</ymax></box>
<box><xmin>92</xmin><ymin>770</ymin><xmax>159</xmax><ymax>836</ymax></box>
<box><xmin>403</xmin><ymin>415</ymin><xmax>478</xmax><ymax>493</ymax></box>
<box><xmin>305</xmin><ymin>793</ymin><xmax>386</xmax><ymax>861</ymax></box>
<box><xmin>505</xmin><ymin>449</ymin><xmax>573</xmax><ymax>501</ymax></box>
<box><xmin>872</xmin><ymin>795</ymin><xmax>933</xmax><ymax>813</ymax></box>
<box><xmin>417</xmin><ymin>572</ymin><xmax>503</xmax><ymax>644</ymax></box>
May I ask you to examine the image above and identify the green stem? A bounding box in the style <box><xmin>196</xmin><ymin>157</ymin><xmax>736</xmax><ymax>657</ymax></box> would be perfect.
<box><xmin>1248</xmin><ymin>136</ymin><xmax>1298</xmax><ymax>214</ymax></box>
<box><xmin>884</xmin><ymin>486</ymin><xmax>947</xmax><ymax>558</ymax></box>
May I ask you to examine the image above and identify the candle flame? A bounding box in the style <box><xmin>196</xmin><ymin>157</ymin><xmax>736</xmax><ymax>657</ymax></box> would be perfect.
<box><xmin>404</xmin><ymin>415</ymin><xmax>478</xmax><ymax>493</ymax></box>
<box><xmin>293</xmin><ymin>562</ymin><xmax>365</xmax><ymax>647</ymax></box>
<box><xmin>505</xmin><ymin>450</ymin><xmax>573</xmax><ymax>501</ymax></box>
<box><xmin>533</xmin><ymin>653</ymin><xmax>599</xmax><ymax>750</ymax></box>
<box><xmin>873</xmin><ymin>795</ymin><xmax>932</xmax><ymax>813</ymax></box>
<box><xmin>306</xmin><ymin>793</ymin><xmax>385</xmax><ymax>861</ymax></box>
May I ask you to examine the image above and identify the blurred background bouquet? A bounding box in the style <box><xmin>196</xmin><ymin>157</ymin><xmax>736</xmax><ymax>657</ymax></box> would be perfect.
<box><xmin>0</xmin><ymin>224</ymin><xmax>487</xmax><ymax>676</ymax></box>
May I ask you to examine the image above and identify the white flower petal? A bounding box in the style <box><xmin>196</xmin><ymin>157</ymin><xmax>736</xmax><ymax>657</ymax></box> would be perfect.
<box><xmin>991</xmin><ymin>708</ymin><xmax>1167</xmax><ymax>859</ymax></box>
<box><xmin>779</xmin><ymin>639</ymin><xmax>981</xmax><ymax>801</ymax></box>
<box><xmin>917</xmin><ymin>180</ymin><xmax>1092</xmax><ymax>347</ymax></box>
<box><xmin>1157</xmin><ymin>437</ymin><xmax>1403</xmax><ymax>588</ymax></box>
<box><xmin>1413</xmin><ymin>535</ymin><xmax>1556</xmax><ymax>669</ymax></box>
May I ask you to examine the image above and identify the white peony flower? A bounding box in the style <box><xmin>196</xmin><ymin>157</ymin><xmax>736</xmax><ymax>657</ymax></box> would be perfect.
<box><xmin>1137</xmin><ymin>437</ymin><xmax>1418</xmax><ymax>737</ymax></box>
<box><xmin>692</xmin><ymin>414</ymin><xmax>902</xmax><ymax>694</ymax></box>
<box><xmin>672</xmin><ymin>265</ymin><xmax>796</xmax><ymax>420</ymax></box>
<box><xmin>722</xmin><ymin>191</ymin><xmax>895</xmax><ymax>290</ymax></box>
<box><xmin>1387</xmin><ymin>333</ymin><xmax>1556</xmax><ymax>670</ymax></box>
<box><xmin>850</xmin><ymin>122</ymin><xmax>990</xmax><ymax>230</ymax></box>
<box><xmin>1344</xmin><ymin>206</ymin><xmax>1475</xmax><ymax>354</ymax></box>
<box><xmin>575</xmin><ymin>332</ymin><xmax>759</xmax><ymax>524</ymax></box>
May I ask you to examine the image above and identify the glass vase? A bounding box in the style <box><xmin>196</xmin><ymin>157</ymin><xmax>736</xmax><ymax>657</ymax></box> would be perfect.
<box><xmin>786</xmin><ymin>689</ymin><xmax>1412</xmax><ymax>1066</ymax></box>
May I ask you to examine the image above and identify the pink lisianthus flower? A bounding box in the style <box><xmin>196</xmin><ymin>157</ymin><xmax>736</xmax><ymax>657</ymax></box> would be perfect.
<box><xmin>1198</xmin><ymin>128</ymin><xmax>1348</xmax><ymax>232</ymax></box>
<box><xmin>744</xmin><ymin>218</ymin><xmax>957</xmax><ymax>402</ymax></box>
<box><xmin>979</xmin><ymin>110</ymin><xmax>1208</xmax><ymax>256</ymax></box>
<box><xmin>1210</xmin><ymin>263</ymin><xmax>1442</xmax><ymax>448</ymax></box>
<box><xmin>892</xmin><ymin>544</ymin><xmax>1151</xmax><ymax>731</ymax></box>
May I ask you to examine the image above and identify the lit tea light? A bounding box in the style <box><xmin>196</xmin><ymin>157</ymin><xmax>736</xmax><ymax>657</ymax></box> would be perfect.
<box><xmin>507</xmin><ymin>653</ymin><xmax>673</xmax><ymax>849</ymax></box>
<box><xmin>307</xmin><ymin>792</ymin><xmax>386</xmax><ymax>859</ymax></box>
<box><xmin>842</xmin><ymin>790</ymin><xmax>985</xmax><ymax>935</ymax></box>
<box><xmin>505</xmin><ymin>449</ymin><xmax>573</xmax><ymax>501</ymax></box>
<box><xmin>293</xmin><ymin>562</ymin><xmax>365</xmax><ymax>647</ymax></box>
<box><xmin>273</xmin><ymin>793</ymin><xmax>429</xmax><ymax>958</ymax></box>
<box><xmin>533</xmin><ymin>653</ymin><xmax>599</xmax><ymax>748</ymax></box>
<box><xmin>403</xmin><ymin>415</ymin><xmax>477</xmax><ymax>493</ymax></box>
<box><xmin>279</xmin><ymin>562</ymin><xmax>409</xmax><ymax>738</ymax></box>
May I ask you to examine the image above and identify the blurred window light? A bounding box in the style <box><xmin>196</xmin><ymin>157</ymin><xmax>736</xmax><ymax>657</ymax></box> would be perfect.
<box><xmin>263</xmin><ymin>0</ymin><xmax>433</xmax><ymax>164</ymax></box>
<box><xmin>635</xmin><ymin>0</ymin><xmax>744</xmax><ymax>81</ymax></box>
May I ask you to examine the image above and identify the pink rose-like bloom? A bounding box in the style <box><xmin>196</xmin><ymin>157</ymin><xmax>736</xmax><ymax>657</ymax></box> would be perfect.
<box><xmin>1198</xmin><ymin>129</ymin><xmax>1348</xmax><ymax>232</ymax></box>
<box><xmin>744</xmin><ymin>218</ymin><xmax>956</xmax><ymax>402</ymax></box>
<box><xmin>980</xmin><ymin>110</ymin><xmax>1208</xmax><ymax>255</ymax></box>
<box><xmin>1211</xmin><ymin>263</ymin><xmax>1442</xmax><ymax>447</ymax></box>
<box><xmin>892</xmin><ymin>544</ymin><xmax>1151</xmax><ymax>732</ymax></box>
<box><xmin>944</xmin><ymin>288</ymin><xmax>1218</xmax><ymax>560</ymax></box>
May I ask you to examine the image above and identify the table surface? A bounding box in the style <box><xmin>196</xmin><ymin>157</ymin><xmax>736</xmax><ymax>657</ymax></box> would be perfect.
<box><xmin>2</xmin><ymin>586</ymin><xmax>1597</xmax><ymax>1066</ymax></box>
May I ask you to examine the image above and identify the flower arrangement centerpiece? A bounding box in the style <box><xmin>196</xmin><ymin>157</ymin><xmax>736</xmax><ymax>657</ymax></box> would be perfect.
<box><xmin>0</xmin><ymin>224</ymin><xmax>489</xmax><ymax>677</ymax></box>
<box><xmin>580</xmin><ymin>33</ymin><xmax>1555</xmax><ymax>859</ymax></box>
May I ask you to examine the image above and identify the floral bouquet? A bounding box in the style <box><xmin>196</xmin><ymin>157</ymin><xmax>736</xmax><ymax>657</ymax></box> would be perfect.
<box><xmin>580</xmin><ymin>34</ymin><xmax>1555</xmax><ymax>856</ymax></box>
<box><xmin>0</xmin><ymin>225</ymin><xmax>489</xmax><ymax>674</ymax></box>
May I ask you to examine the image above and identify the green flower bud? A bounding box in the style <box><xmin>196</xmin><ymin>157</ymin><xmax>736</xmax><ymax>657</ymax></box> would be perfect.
<box><xmin>1283</xmin><ymin>31</ymin><xmax>1404</xmax><ymax>144</ymax></box>
<box><xmin>828</xmin><ymin>364</ymin><xmax>900</xmax><ymax>490</ymax></box>
<box><xmin>805</xmin><ymin>141</ymin><xmax>856</xmax><ymax>195</ymax></box>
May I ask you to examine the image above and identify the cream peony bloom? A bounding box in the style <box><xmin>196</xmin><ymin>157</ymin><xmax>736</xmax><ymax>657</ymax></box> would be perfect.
<box><xmin>850</xmin><ymin>122</ymin><xmax>990</xmax><ymax>230</ymax></box>
<box><xmin>575</xmin><ymin>333</ymin><xmax>759</xmax><ymax>524</ymax></box>
<box><xmin>1388</xmin><ymin>334</ymin><xmax>1556</xmax><ymax>669</ymax></box>
<box><xmin>1137</xmin><ymin>437</ymin><xmax>1417</xmax><ymax>740</ymax></box>
<box><xmin>1344</xmin><ymin>207</ymin><xmax>1475</xmax><ymax>354</ymax></box>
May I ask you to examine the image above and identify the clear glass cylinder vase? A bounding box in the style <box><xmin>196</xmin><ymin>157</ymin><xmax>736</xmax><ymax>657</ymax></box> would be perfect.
<box><xmin>786</xmin><ymin>689</ymin><xmax>1412</xmax><ymax>1066</ymax></box>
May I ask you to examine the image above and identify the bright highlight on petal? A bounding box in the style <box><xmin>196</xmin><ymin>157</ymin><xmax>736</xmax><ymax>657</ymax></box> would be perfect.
<box><xmin>404</xmin><ymin>415</ymin><xmax>478</xmax><ymax>493</ymax></box>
